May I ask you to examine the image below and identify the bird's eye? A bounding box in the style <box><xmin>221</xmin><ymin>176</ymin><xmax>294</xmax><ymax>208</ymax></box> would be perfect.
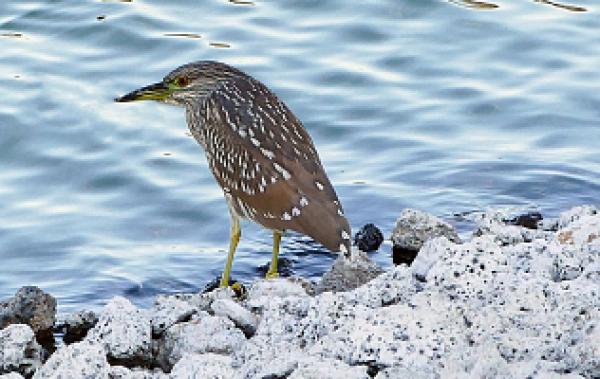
<box><xmin>176</xmin><ymin>76</ymin><xmax>189</xmax><ymax>87</ymax></box>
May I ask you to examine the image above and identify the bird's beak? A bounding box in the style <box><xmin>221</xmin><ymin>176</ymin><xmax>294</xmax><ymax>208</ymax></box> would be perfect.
<box><xmin>115</xmin><ymin>82</ymin><xmax>171</xmax><ymax>103</ymax></box>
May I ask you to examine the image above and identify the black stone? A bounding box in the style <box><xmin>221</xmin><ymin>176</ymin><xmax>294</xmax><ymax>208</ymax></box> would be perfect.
<box><xmin>354</xmin><ymin>223</ymin><xmax>384</xmax><ymax>252</ymax></box>
<box><xmin>509</xmin><ymin>212</ymin><xmax>543</xmax><ymax>229</ymax></box>
<box><xmin>392</xmin><ymin>246</ymin><xmax>418</xmax><ymax>266</ymax></box>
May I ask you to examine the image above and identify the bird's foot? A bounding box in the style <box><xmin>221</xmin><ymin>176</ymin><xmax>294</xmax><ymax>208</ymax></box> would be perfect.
<box><xmin>230</xmin><ymin>282</ymin><xmax>245</xmax><ymax>297</ymax></box>
<box><xmin>219</xmin><ymin>280</ymin><xmax>246</xmax><ymax>297</ymax></box>
<box><xmin>265</xmin><ymin>271</ymin><xmax>279</xmax><ymax>280</ymax></box>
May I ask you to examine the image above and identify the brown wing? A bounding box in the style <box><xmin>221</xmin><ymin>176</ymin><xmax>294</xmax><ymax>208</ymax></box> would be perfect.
<box><xmin>201</xmin><ymin>76</ymin><xmax>351</xmax><ymax>254</ymax></box>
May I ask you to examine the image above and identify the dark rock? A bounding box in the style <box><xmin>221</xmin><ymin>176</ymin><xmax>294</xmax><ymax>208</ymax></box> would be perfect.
<box><xmin>257</xmin><ymin>257</ymin><xmax>294</xmax><ymax>278</ymax></box>
<box><xmin>508</xmin><ymin>212</ymin><xmax>543</xmax><ymax>230</ymax></box>
<box><xmin>354</xmin><ymin>223</ymin><xmax>384</xmax><ymax>252</ymax></box>
<box><xmin>392</xmin><ymin>246</ymin><xmax>419</xmax><ymax>266</ymax></box>
<box><xmin>55</xmin><ymin>310</ymin><xmax>98</xmax><ymax>344</ymax></box>
<box><xmin>0</xmin><ymin>286</ymin><xmax>56</xmax><ymax>344</ymax></box>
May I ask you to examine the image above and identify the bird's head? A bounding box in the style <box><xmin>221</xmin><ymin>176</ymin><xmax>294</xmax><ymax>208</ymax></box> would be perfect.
<box><xmin>115</xmin><ymin>60</ymin><xmax>244</xmax><ymax>106</ymax></box>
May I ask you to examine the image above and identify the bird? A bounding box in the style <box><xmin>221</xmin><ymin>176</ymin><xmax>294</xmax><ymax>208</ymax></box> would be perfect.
<box><xmin>116</xmin><ymin>61</ymin><xmax>352</xmax><ymax>288</ymax></box>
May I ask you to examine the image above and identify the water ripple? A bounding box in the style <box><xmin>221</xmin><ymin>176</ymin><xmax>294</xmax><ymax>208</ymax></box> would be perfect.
<box><xmin>0</xmin><ymin>0</ymin><xmax>598</xmax><ymax>311</ymax></box>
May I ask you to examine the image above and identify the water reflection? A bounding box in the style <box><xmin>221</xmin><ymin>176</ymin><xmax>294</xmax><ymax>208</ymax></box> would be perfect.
<box><xmin>534</xmin><ymin>0</ymin><xmax>587</xmax><ymax>12</ymax></box>
<box><xmin>164</xmin><ymin>33</ymin><xmax>202</xmax><ymax>39</ymax></box>
<box><xmin>209</xmin><ymin>42</ymin><xmax>232</xmax><ymax>48</ymax></box>
<box><xmin>448</xmin><ymin>0</ymin><xmax>499</xmax><ymax>9</ymax></box>
<box><xmin>449</xmin><ymin>0</ymin><xmax>587</xmax><ymax>11</ymax></box>
<box><xmin>228</xmin><ymin>0</ymin><xmax>255</xmax><ymax>5</ymax></box>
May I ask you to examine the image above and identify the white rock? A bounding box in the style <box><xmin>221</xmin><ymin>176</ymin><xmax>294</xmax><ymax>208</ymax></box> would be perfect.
<box><xmin>211</xmin><ymin>298</ymin><xmax>257</xmax><ymax>337</ymax></box>
<box><xmin>245</xmin><ymin>278</ymin><xmax>310</xmax><ymax>310</ymax></box>
<box><xmin>85</xmin><ymin>296</ymin><xmax>152</xmax><ymax>366</ymax></box>
<box><xmin>411</xmin><ymin>236</ymin><xmax>454</xmax><ymax>281</ymax></box>
<box><xmin>288</xmin><ymin>357</ymin><xmax>369</xmax><ymax>379</ymax></box>
<box><xmin>169</xmin><ymin>353</ymin><xmax>238</xmax><ymax>379</ymax></box>
<box><xmin>0</xmin><ymin>373</ymin><xmax>25</xmax><ymax>379</ymax></box>
<box><xmin>108</xmin><ymin>366</ymin><xmax>168</xmax><ymax>379</ymax></box>
<box><xmin>0</xmin><ymin>324</ymin><xmax>43</xmax><ymax>378</ymax></box>
<box><xmin>473</xmin><ymin>208</ymin><xmax>551</xmax><ymax>245</ymax></box>
<box><xmin>374</xmin><ymin>367</ymin><xmax>433</xmax><ymax>379</ymax></box>
<box><xmin>554</xmin><ymin>213</ymin><xmax>600</xmax><ymax>246</ymax></box>
<box><xmin>155</xmin><ymin>313</ymin><xmax>245</xmax><ymax>371</ymax></box>
<box><xmin>33</xmin><ymin>342</ymin><xmax>110</xmax><ymax>379</ymax></box>
<box><xmin>557</xmin><ymin>205</ymin><xmax>599</xmax><ymax>229</ymax></box>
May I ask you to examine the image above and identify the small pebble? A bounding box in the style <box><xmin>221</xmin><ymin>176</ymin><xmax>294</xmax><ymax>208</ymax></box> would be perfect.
<box><xmin>354</xmin><ymin>223</ymin><xmax>384</xmax><ymax>252</ymax></box>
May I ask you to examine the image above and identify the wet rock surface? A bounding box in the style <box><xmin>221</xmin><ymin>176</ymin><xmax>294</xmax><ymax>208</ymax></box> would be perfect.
<box><xmin>1</xmin><ymin>205</ymin><xmax>598</xmax><ymax>378</ymax></box>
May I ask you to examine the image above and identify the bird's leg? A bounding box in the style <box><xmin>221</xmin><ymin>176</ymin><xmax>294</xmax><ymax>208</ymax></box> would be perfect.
<box><xmin>266</xmin><ymin>230</ymin><xmax>283</xmax><ymax>279</ymax></box>
<box><xmin>220</xmin><ymin>214</ymin><xmax>241</xmax><ymax>288</ymax></box>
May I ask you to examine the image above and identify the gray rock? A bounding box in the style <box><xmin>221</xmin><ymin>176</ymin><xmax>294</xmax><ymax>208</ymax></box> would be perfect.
<box><xmin>150</xmin><ymin>295</ymin><xmax>196</xmax><ymax>337</ymax></box>
<box><xmin>0</xmin><ymin>324</ymin><xmax>43</xmax><ymax>377</ymax></box>
<box><xmin>169</xmin><ymin>353</ymin><xmax>237</xmax><ymax>379</ymax></box>
<box><xmin>317</xmin><ymin>249</ymin><xmax>383</xmax><ymax>293</ymax></box>
<box><xmin>57</xmin><ymin>310</ymin><xmax>98</xmax><ymax>344</ymax></box>
<box><xmin>85</xmin><ymin>296</ymin><xmax>152</xmax><ymax>367</ymax></box>
<box><xmin>0</xmin><ymin>287</ymin><xmax>56</xmax><ymax>336</ymax></box>
<box><xmin>33</xmin><ymin>342</ymin><xmax>110</xmax><ymax>379</ymax></box>
<box><xmin>155</xmin><ymin>313</ymin><xmax>245</xmax><ymax>371</ymax></box>
<box><xmin>148</xmin><ymin>287</ymin><xmax>236</xmax><ymax>338</ymax></box>
<box><xmin>211</xmin><ymin>299</ymin><xmax>257</xmax><ymax>337</ymax></box>
<box><xmin>391</xmin><ymin>209</ymin><xmax>461</xmax><ymax>252</ymax></box>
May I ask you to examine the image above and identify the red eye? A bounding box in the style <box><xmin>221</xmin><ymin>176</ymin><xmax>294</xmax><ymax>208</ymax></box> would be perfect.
<box><xmin>176</xmin><ymin>76</ymin><xmax>189</xmax><ymax>87</ymax></box>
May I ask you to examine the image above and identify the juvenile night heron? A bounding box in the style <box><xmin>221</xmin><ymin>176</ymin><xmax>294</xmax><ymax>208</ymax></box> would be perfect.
<box><xmin>116</xmin><ymin>61</ymin><xmax>351</xmax><ymax>287</ymax></box>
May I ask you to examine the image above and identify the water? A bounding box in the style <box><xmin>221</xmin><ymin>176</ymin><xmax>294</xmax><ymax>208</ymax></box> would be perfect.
<box><xmin>1</xmin><ymin>0</ymin><xmax>598</xmax><ymax>312</ymax></box>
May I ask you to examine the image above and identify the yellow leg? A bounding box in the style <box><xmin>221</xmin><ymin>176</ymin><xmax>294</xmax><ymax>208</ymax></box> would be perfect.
<box><xmin>220</xmin><ymin>213</ymin><xmax>241</xmax><ymax>288</ymax></box>
<box><xmin>266</xmin><ymin>230</ymin><xmax>282</xmax><ymax>279</ymax></box>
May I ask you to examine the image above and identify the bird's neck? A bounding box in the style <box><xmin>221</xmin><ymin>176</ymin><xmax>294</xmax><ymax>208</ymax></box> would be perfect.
<box><xmin>185</xmin><ymin>101</ymin><xmax>208</xmax><ymax>148</ymax></box>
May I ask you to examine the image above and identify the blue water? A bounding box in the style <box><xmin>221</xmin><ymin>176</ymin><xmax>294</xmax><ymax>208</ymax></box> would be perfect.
<box><xmin>1</xmin><ymin>0</ymin><xmax>598</xmax><ymax>312</ymax></box>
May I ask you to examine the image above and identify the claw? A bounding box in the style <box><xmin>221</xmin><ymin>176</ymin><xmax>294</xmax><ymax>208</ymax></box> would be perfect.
<box><xmin>265</xmin><ymin>271</ymin><xmax>279</xmax><ymax>280</ymax></box>
<box><xmin>230</xmin><ymin>281</ymin><xmax>246</xmax><ymax>297</ymax></box>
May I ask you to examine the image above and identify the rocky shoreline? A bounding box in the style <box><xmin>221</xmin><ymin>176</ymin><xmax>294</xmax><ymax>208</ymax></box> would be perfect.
<box><xmin>1</xmin><ymin>205</ymin><xmax>598</xmax><ymax>379</ymax></box>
